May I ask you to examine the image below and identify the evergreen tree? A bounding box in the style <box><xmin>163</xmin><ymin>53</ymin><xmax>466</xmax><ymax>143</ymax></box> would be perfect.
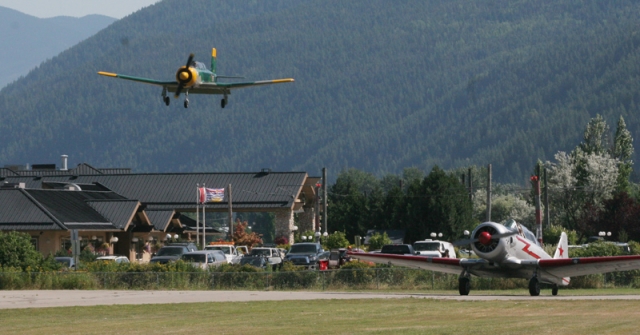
<box><xmin>612</xmin><ymin>116</ymin><xmax>634</xmax><ymax>194</ymax></box>
<box><xmin>405</xmin><ymin>166</ymin><xmax>474</xmax><ymax>242</ymax></box>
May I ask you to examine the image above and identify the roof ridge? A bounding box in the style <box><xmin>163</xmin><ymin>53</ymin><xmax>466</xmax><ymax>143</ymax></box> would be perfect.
<box><xmin>19</xmin><ymin>188</ymin><xmax>67</xmax><ymax>230</ymax></box>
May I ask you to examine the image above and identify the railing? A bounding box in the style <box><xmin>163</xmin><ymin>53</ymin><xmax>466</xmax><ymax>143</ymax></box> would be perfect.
<box><xmin>0</xmin><ymin>268</ymin><xmax>638</xmax><ymax>290</ymax></box>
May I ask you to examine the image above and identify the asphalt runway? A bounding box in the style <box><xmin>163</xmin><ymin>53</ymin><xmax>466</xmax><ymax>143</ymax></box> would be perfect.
<box><xmin>2</xmin><ymin>290</ymin><xmax>640</xmax><ymax>309</ymax></box>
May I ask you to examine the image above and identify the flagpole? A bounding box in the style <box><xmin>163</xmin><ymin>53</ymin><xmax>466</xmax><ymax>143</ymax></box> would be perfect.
<box><xmin>228</xmin><ymin>183</ymin><xmax>233</xmax><ymax>242</ymax></box>
<box><xmin>196</xmin><ymin>183</ymin><xmax>200</xmax><ymax>247</ymax></box>
<box><xmin>202</xmin><ymin>183</ymin><xmax>206</xmax><ymax>248</ymax></box>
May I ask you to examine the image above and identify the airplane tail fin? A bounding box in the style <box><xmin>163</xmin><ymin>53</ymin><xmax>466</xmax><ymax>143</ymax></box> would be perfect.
<box><xmin>554</xmin><ymin>232</ymin><xmax>571</xmax><ymax>286</ymax></box>
<box><xmin>553</xmin><ymin>232</ymin><xmax>568</xmax><ymax>259</ymax></box>
<box><xmin>211</xmin><ymin>48</ymin><xmax>217</xmax><ymax>81</ymax></box>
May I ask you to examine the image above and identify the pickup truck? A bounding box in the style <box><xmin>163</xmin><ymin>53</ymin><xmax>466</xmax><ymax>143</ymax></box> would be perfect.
<box><xmin>204</xmin><ymin>243</ymin><xmax>248</xmax><ymax>264</ymax></box>
<box><xmin>380</xmin><ymin>244</ymin><xmax>418</xmax><ymax>255</ymax></box>
<box><xmin>284</xmin><ymin>242</ymin><xmax>324</xmax><ymax>269</ymax></box>
<box><xmin>150</xmin><ymin>243</ymin><xmax>197</xmax><ymax>264</ymax></box>
<box><xmin>413</xmin><ymin>239</ymin><xmax>457</xmax><ymax>258</ymax></box>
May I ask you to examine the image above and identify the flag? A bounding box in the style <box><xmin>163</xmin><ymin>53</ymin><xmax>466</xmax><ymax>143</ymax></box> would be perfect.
<box><xmin>199</xmin><ymin>187</ymin><xmax>225</xmax><ymax>203</ymax></box>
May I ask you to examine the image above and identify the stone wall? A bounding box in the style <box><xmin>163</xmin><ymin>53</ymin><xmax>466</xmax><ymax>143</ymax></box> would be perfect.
<box><xmin>274</xmin><ymin>209</ymin><xmax>295</xmax><ymax>244</ymax></box>
<box><xmin>297</xmin><ymin>206</ymin><xmax>315</xmax><ymax>234</ymax></box>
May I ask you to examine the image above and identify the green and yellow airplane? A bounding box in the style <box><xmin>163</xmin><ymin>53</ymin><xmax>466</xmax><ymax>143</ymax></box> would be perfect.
<box><xmin>98</xmin><ymin>48</ymin><xmax>294</xmax><ymax>108</ymax></box>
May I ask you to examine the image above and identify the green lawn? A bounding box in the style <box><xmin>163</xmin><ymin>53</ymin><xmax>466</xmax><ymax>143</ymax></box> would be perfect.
<box><xmin>1</xmin><ymin>291</ymin><xmax>640</xmax><ymax>334</ymax></box>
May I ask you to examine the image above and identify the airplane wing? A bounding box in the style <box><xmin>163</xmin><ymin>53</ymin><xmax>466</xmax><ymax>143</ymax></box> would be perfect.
<box><xmin>348</xmin><ymin>251</ymin><xmax>485</xmax><ymax>275</ymax></box>
<box><xmin>538</xmin><ymin>255</ymin><xmax>640</xmax><ymax>278</ymax></box>
<box><xmin>97</xmin><ymin>72</ymin><xmax>177</xmax><ymax>87</ymax></box>
<box><xmin>213</xmin><ymin>78</ymin><xmax>295</xmax><ymax>89</ymax></box>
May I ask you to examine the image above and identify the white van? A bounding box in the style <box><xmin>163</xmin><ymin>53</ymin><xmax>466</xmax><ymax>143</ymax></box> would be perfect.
<box><xmin>413</xmin><ymin>239</ymin><xmax>457</xmax><ymax>258</ymax></box>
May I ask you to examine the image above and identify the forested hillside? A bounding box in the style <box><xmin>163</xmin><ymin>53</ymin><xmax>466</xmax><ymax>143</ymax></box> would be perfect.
<box><xmin>1</xmin><ymin>0</ymin><xmax>639</xmax><ymax>183</ymax></box>
<box><xmin>0</xmin><ymin>7</ymin><xmax>115</xmax><ymax>88</ymax></box>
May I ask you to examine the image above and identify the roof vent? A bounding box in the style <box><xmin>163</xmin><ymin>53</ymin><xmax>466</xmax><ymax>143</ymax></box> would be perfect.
<box><xmin>32</xmin><ymin>164</ymin><xmax>56</xmax><ymax>170</ymax></box>
<box><xmin>1</xmin><ymin>182</ymin><xmax>25</xmax><ymax>189</ymax></box>
<box><xmin>261</xmin><ymin>168</ymin><xmax>271</xmax><ymax>174</ymax></box>
<box><xmin>65</xmin><ymin>183</ymin><xmax>82</xmax><ymax>191</ymax></box>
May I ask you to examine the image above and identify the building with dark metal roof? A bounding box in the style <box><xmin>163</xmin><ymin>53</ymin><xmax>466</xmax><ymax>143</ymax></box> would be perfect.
<box><xmin>0</xmin><ymin>161</ymin><xmax>320</xmax><ymax>262</ymax></box>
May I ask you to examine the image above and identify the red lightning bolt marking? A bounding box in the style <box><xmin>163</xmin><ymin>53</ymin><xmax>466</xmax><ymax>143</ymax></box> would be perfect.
<box><xmin>516</xmin><ymin>236</ymin><xmax>541</xmax><ymax>259</ymax></box>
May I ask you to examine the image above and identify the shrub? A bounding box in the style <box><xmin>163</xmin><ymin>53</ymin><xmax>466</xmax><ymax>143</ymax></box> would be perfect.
<box><xmin>0</xmin><ymin>231</ymin><xmax>44</xmax><ymax>271</ymax></box>
<box><xmin>323</xmin><ymin>231</ymin><xmax>350</xmax><ymax>250</ymax></box>
<box><xmin>368</xmin><ymin>232</ymin><xmax>392</xmax><ymax>251</ymax></box>
<box><xmin>275</xmin><ymin>236</ymin><xmax>289</xmax><ymax>245</ymax></box>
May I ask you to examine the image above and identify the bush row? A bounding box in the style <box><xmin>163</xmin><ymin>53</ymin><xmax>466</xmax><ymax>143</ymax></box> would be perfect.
<box><xmin>2</xmin><ymin>261</ymin><xmax>639</xmax><ymax>290</ymax></box>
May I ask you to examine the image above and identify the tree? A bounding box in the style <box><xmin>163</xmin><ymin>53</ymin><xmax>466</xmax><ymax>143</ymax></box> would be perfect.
<box><xmin>232</xmin><ymin>219</ymin><xmax>263</xmax><ymax>248</ymax></box>
<box><xmin>612</xmin><ymin>116</ymin><xmax>634</xmax><ymax>194</ymax></box>
<box><xmin>405</xmin><ymin>166</ymin><xmax>474</xmax><ymax>242</ymax></box>
<box><xmin>579</xmin><ymin>114</ymin><xmax>609</xmax><ymax>156</ymax></box>
<box><xmin>327</xmin><ymin>169</ymin><xmax>380</xmax><ymax>241</ymax></box>
<box><xmin>547</xmin><ymin>150</ymin><xmax>619</xmax><ymax>231</ymax></box>
<box><xmin>0</xmin><ymin>231</ymin><xmax>43</xmax><ymax>270</ymax></box>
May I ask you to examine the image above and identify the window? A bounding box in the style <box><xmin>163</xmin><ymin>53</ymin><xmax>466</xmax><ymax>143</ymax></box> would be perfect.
<box><xmin>30</xmin><ymin>236</ymin><xmax>39</xmax><ymax>251</ymax></box>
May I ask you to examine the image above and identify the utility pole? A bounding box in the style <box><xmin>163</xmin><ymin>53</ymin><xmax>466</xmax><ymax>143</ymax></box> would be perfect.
<box><xmin>544</xmin><ymin>167</ymin><xmax>550</xmax><ymax>230</ymax></box>
<box><xmin>468</xmin><ymin>167</ymin><xmax>473</xmax><ymax>202</ymax></box>
<box><xmin>532</xmin><ymin>170</ymin><xmax>543</xmax><ymax>244</ymax></box>
<box><xmin>322</xmin><ymin>167</ymin><xmax>328</xmax><ymax>235</ymax></box>
<box><xmin>314</xmin><ymin>181</ymin><xmax>320</xmax><ymax>242</ymax></box>
<box><xmin>486</xmin><ymin>164</ymin><xmax>491</xmax><ymax>222</ymax></box>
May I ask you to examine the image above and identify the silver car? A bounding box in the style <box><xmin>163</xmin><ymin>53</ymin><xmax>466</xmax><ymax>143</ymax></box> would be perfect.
<box><xmin>181</xmin><ymin>250</ymin><xmax>226</xmax><ymax>269</ymax></box>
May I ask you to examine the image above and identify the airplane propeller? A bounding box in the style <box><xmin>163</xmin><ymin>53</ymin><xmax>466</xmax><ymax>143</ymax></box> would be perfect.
<box><xmin>174</xmin><ymin>53</ymin><xmax>195</xmax><ymax>98</ymax></box>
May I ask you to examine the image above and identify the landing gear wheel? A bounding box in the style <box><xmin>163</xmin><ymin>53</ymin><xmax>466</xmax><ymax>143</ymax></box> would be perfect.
<box><xmin>164</xmin><ymin>96</ymin><xmax>170</xmax><ymax>106</ymax></box>
<box><xmin>458</xmin><ymin>277</ymin><xmax>470</xmax><ymax>296</ymax></box>
<box><xmin>184</xmin><ymin>100</ymin><xmax>189</xmax><ymax>108</ymax></box>
<box><xmin>552</xmin><ymin>285</ymin><xmax>558</xmax><ymax>296</ymax></box>
<box><xmin>529</xmin><ymin>277</ymin><xmax>540</xmax><ymax>296</ymax></box>
<box><xmin>221</xmin><ymin>98</ymin><xmax>227</xmax><ymax>108</ymax></box>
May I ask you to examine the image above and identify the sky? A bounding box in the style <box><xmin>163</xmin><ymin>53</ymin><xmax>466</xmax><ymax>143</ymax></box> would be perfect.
<box><xmin>0</xmin><ymin>0</ymin><xmax>160</xmax><ymax>19</ymax></box>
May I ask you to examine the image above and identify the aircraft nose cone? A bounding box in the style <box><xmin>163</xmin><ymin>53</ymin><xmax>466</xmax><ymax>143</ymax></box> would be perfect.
<box><xmin>479</xmin><ymin>231</ymin><xmax>492</xmax><ymax>245</ymax></box>
<box><xmin>179</xmin><ymin>71</ymin><xmax>190</xmax><ymax>81</ymax></box>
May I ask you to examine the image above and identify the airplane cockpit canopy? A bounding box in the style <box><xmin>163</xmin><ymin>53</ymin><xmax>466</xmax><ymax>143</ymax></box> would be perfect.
<box><xmin>193</xmin><ymin>61</ymin><xmax>207</xmax><ymax>70</ymax></box>
<box><xmin>503</xmin><ymin>219</ymin><xmax>540</xmax><ymax>247</ymax></box>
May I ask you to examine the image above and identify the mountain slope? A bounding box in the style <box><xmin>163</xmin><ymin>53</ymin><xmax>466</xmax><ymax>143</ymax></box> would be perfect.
<box><xmin>1</xmin><ymin>0</ymin><xmax>639</xmax><ymax>184</ymax></box>
<box><xmin>0</xmin><ymin>6</ymin><xmax>116</xmax><ymax>88</ymax></box>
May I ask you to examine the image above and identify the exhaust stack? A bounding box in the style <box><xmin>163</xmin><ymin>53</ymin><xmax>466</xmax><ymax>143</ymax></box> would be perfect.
<box><xmin>61</xmin><ymin>155</ymin><xmax>68</xmax><ymax>171</ymax></box>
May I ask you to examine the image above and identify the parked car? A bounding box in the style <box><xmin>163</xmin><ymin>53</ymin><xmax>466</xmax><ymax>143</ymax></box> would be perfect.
<box><xmin>413</xmin><ymin>239</ymin><xmax>457</xmax><ymax>258</ymax></box>
<box><xmin>284</xmin><ymin>242</ymin><xmax>324</xmax><ymax>269</ymax></box>
<box><xmin>248</xmin><ymin>247</ymin><xmax>284</xmax><ymax>270</ymax></box>
<box><xmin>96</xmin><ymin>255</ymin><xmax>130</xmax><ymax>263</ymax></box>
<box><xmin>54</xmin><ymin>256</ymin><xmax>76</xmax><ymax>269</ymax></box>
<box><xmin>204</xmin><ymin>243</ymin><xmax>248</xmax><ymax>264</ymax></box>
<box><xmin>180</xmin><ymin>250</ymin><xmax>226</xmax><ymax>269</ymax></box>
<box><xmin>150</xmin><ymin>244</ymin><xmax>196</xmax><ymax>264</ymax></box>
<box><xmin>239</xmin><ymin>255</ymin><xmax>269</xmax><ymax>270</ymax></box>
<box><xmin>380</xmin><ymin>244</ymin><xmax>418</xmax><ymax>255</ymax></box>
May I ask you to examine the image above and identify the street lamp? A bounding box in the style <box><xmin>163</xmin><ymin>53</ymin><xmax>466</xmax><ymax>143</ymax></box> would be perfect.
<box><xmin>315</xmin><ymin>231</ymin><xmax>321</xmax><ymax>242</ymax></box>
<box><xmin>323</xmin><ymin>232</ymin><xmax>328</xmax><ymax>237</ymax></box>
<box><xmin>302</xmin><ymin>236</ymin><xmax>307</xmax><ymax>241</ymax></box>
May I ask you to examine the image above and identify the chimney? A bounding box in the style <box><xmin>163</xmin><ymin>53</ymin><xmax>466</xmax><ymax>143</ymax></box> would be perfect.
<box><xmin>61</xmin><ymin>155</ymin><xmax>68</xmax><ymax>171</ymax></box>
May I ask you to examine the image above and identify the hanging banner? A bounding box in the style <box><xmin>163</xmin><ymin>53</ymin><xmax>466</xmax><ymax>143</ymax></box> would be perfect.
<box><xmin>199</xmin><ymin>187</ymin><xmax>225</xmax><ymax>203</ymax></box>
